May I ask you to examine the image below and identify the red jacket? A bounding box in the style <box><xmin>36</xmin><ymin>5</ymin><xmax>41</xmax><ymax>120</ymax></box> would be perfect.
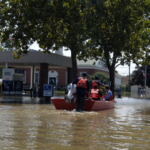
<box><xmin>90</xmin><ymin>89</ymin><xmax>100</xmax><ymax>99</ymax></box>
<box><xmin>91</xmin><ymin>80</ymin><xmax>100</xmax><ymax>89</ymax></box>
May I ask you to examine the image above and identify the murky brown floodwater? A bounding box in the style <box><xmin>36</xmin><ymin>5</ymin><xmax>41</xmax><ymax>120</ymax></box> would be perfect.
<box><xmin>0</xmin><ymin>97</ymin><xmax>150</xmax><ymax>150</ymax></box>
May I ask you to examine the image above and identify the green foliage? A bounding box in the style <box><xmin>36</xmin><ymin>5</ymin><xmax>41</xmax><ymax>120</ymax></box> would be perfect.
<box><xmin>4</xmin><ymin>39</ymin><xmax>14</xmax><ymax>51</ymax></box>
<box><xmin>77</xmin><ymin>0</ymin><xmax>150</xmax><ymax>94</ymax></box>
<box><xmin>125</xmin><ymin>84</ymin><xmax>131</xmax><ymax>92</ymax></box>
<box><xmin>88</xmin><ymin>72</ymin><xmax>109</xmax><ymax>85</ymax></box>
<box><xmin>0</xmin><ymin>38</ymin><xmax>15</xmax><ymax>51</ymax></box>
<box><xmin>120</xmin><ymin>85</ymin><xmax>125</xmax><ymax>92</ymax></box>
<box><xmin>0</xmin><ymin>0</ymin><xmax>92</xmax><ymax>79</ymax></box>
<box><xmin>130</xmin><ymin>66</ymin><xmax>150</xmax><ymax>87</ymax></box>
<box><xmin>0</xmin><ymin>46</ymin><xmax>4</xmax><ymax>51</ymax></box>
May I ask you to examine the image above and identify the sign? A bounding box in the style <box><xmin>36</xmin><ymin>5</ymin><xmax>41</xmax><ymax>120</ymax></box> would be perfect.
<box><xmin>15</xmin><ymin>69</ymin><xmax>25</xmax><ymax>74</ymax></box>
<box><xmin>43</xmin><ymin>84</ymin><xmax>52</xmax><ymax>97</ymax></box>
<box><xmin>5</xmin><ymin>77</ymin><xmax>9</xmax><ymax>80</ymax></box>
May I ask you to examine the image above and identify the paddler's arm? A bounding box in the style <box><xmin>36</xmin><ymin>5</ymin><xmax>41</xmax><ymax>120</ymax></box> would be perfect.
<box><xmin>87</xmin><ymin>91</ymin><xmax>90</xmax><ymax>99</ymax></box>
<box><xmin>97</xmin><ymin>81</ymin><xmax>105</xmax><ymax>87</ymax></box>
<box><xmin>101</xmin><ymin>83</ymin><xmax>105</xmax><ymax>87</ymax></box>
<box><xmin>72</xmin><ymin>78</ymin><xmax>79</xmax><ymax>85</ymax></box>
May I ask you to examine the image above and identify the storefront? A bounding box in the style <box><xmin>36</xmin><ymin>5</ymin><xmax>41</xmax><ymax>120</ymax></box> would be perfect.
<box><xmin>2</xmin><ymin>68</ymin><xmax>25</xmax><ymax>95</ymax></box>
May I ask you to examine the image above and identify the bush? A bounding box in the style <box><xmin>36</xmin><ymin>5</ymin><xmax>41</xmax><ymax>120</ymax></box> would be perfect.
<box><xmin>120</xmin><ymin>85</ymin><xmax>125</xmax><ymax>92</ymax></box>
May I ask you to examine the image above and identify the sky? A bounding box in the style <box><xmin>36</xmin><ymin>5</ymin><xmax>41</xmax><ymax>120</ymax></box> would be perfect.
<box><xmin>29</xmin><ymin>42</ymin><xmax>136</xmax><ymax>76</ymax></box>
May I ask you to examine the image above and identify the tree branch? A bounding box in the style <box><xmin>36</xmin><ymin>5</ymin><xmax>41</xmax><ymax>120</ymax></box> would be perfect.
<box><xmin>115</xmin><ymin>63</ymin><xmax>121</xmax><ymax>69</ymax></box>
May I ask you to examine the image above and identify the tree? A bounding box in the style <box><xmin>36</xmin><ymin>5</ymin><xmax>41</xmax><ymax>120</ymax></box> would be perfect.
<box><xmin>78</xmin><ymin>0</ymin><xmax>150</xmax><ymax>96</ymax></box>
<box><xmin>0</xmin><ymin>37</ymin><xmax>15</xmax><ymax>51</ymax></box>
<box><xmin>0</xmin><ymin>46</ymin><xmax>3</xmax><ymax>51</ymax></box>
<box><xmin>0</xmin><ymin>0</ymin><xmax>91</xmax><ymax>80</ymax></box>
<box><xmin>0</xmin><ymin>68</ymin><xmax>2</xmax><ymax>78</ymax></box>
<box><xmin>130</xmin><ymin>66</ymin><xmax>150</xmax><ymax>87</ymax></box>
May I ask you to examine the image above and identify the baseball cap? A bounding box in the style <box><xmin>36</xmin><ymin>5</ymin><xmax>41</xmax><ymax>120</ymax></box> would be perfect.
<box><xmin>82</xmin><ymin>72</ymin><xmax>87</xmax><ymax>76</ymax></box>
<box><xmin>95</xmin><ymin>76</ymin><xmax>99</xmax><ymax>80</ymax></box>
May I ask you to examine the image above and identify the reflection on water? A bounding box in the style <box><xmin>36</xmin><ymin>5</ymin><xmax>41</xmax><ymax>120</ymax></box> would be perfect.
<box><xmin>0</xmin><ymin>97</ymin><xmax>150</xmax><ymax>149</ymax></box>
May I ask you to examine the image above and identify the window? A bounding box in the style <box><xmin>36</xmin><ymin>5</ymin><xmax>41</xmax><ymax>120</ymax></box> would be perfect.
<box><xmin>35</xmin><ymin>72</ymin><xmax>39</xmax><ymax>84</ymax></box>
<box><xmin>23</xmin><ymin>71</ymin><xmax>26</xmax><ymax>84</ymax></box>
<box><xmin>5</xmin><ymin>72</ymin><xmax>11</xmax><ymax>76</ymax></box>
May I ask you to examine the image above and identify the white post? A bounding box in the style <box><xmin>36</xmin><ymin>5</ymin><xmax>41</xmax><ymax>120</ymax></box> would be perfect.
<box><xmin>5</xmin><ymin>63</ymin><xmax>8</xmax><ymax>68</ymax></box>
<box><xmin>32</xmin><ymin>65</ymin><xmax>35</xmax><ymax>89</ymax></box>
<box><xmin>145</xmin><ymin>65</ymin><xmax>147</xmax><ymax>98</ymax></box>
<box><xmin>30</xmin><ymin>67</ymin><xmax>32</xmax><ymax>88</ymax></box>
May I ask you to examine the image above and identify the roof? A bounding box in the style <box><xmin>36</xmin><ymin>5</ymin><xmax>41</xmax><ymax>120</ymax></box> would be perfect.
<box><xmin>77</xmin><ymin>59</ymin><xmax>108</xmax><ymax>70</ymax></box>
<box><xmin>77</xmin><ymin>59</ymin><xmax>99</xmax><ymax>66</ymax></box>
<box><xmin>115</xmin><ymin>73</ymin><xmax>122</xmax><ymax>78</ymax></box>
<box><xmin>121</xmin><ymin>77</ymin><xmax>129</xmax><ymax>85</ymax></box>
<box><xmin>0</xmin><ymin>51</ymin><xmax>72</xmax><ymax>68</ymax></box>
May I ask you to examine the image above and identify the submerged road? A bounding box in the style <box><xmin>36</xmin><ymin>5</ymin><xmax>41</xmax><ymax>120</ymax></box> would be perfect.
<box><xmin>0</xmin><ymin>96</ymin><xmax>150</xmax><ymax>150</ymax></box>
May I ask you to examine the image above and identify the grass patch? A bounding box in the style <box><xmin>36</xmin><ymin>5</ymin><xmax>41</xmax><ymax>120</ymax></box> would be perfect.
<box><xmin>122</xmin><ymin>92</ymin><xmax>132</xmax><ymax>95</ymax></box>
<box><xmin>55</xmin><ymin>91</ymin><xmax>65</xmax><ymax>94</ymax></box>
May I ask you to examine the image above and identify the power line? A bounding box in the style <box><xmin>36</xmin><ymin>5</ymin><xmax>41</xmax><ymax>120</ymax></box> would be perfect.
<box><xmin>117</xmin><ymin>67</ymin><xmax>136</xmax><ymax>68</ymax></box>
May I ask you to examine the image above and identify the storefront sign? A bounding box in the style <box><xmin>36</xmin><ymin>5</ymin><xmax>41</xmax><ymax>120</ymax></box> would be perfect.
<box><xmin>43</xmin><ymin>84</ymin><xmax>52</xmax><ymax>97</ymax></box>
<box><xmin>5</xmin><ymin>77</ymin><xmax>9</xmax><ymax>80</ymax></box>
<box><xmin>15</xmin><ymin>69</ymin><xmax>25</xmax><ymax>74</ymax></box>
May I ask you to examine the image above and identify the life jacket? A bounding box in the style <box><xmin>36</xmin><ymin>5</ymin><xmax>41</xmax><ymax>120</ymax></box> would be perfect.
<box><xmin>108</xmin><ymin>95</ymin><xmax>113</xmax><ymax>100</ymax></box>
<box><xmin>91</xmin><ymin>80</ymin><xmax>100</xmax><ymax>89</ymax></box>
<box><xmin>90</xmin><ymin>89</ymin><xmax>100</xmax><ymax>99</ymax></box>
<box><xmin>104</xmin><ymin>92</ymin><xmax>107</xmax><ymax>97</ymax></box>
<box><xmin>76</xmin><ymin>77</ymin><xmax>87</xmax><ymax>89</ymax></box>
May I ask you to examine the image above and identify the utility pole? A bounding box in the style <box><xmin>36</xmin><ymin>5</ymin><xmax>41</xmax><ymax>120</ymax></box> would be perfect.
<box><xmin>145</xmin><ymin>65</ymin><xmax>147</xmax><ymax>98</ymax></box>
<box><xmin>129</xmin><ymin>61</ymin><xmax>130</xmax><ymax>92</ymax></box>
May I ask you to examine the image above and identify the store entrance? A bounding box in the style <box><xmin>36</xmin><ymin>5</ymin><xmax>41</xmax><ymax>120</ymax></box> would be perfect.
<box><xmin>49</xmin><ymin>77</ymin><xmax>56</xmax><ymax>86</ymax></box>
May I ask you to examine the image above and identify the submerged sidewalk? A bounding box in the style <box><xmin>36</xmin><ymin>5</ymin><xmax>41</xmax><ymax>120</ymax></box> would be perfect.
<box><xmin>0</xmin><ymin>95</ymin><xmax>64</xmax><ymax>104</ymax></box>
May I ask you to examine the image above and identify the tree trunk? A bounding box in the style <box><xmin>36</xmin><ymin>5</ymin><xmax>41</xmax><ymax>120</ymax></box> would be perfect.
<box><xmin>105</xmin><ymin>51</ymin><xmax>116</xmax><ymax>99</ymax></box>
<box><xmin>109</xmin><ymin>66</ymin><xmax>115</xmax><ymax>98</ymax></box>
<box><xmin>71</xmin><ymin>48</ymin><xmax>78</xmax><ymax>80</ymax></box>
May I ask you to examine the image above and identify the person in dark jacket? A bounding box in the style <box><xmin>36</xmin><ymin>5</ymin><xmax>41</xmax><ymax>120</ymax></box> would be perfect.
<box><xmin>72</xmin><ymin>72</ymin><xmax>90</xmax><ymax>112</ymax></box>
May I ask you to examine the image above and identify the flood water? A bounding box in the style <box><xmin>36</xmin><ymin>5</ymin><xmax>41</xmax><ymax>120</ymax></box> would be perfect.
<box><xmin>0</xmin><ymin>97</ymin><xmax>150</xmax><ymax>150</ymax></box>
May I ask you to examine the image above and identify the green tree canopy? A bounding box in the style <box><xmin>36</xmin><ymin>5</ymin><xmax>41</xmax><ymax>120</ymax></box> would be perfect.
<box><xmin>0</xmin><ymin>46</ymin><xmax>3</xmax><ymax>51</ymax></box>
<box><xmin>0</xmin><ymin>0</ymin><xmax>92</xmax><ymax>80</ymax></box>
<box><xmin>77</xmin><ymin>0</ymin><xmax>150</xmax><ymax>95</ymax></box>
<box><xmin>130</xmin><ymin>66</ymin><xmax>150</xmax><ymax>87</ymax></box>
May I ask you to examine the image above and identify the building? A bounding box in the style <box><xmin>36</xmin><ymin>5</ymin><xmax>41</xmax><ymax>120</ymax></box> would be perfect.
<box><xmin>0</xmin><ymin>49</ymin><xmax>122</xmax><ymax>90</ymax></box>
<box><xmin>20</xmin><ymin>58</ymin><xmax>121</xmax><ymax>89</ymax></box>
<box><xmin>121</xmin><ymin>76</ymin><xmax>129</xmax><ymax>86</ymax></box>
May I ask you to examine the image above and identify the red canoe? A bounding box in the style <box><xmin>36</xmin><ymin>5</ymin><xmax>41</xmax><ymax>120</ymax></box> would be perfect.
<box><xmin>51</xmin><ymin>98</ymin><xmax>116</xmax><ymax>111</ymax></box>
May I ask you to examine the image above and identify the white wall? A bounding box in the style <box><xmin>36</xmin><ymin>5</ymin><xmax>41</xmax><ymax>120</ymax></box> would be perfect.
<box><xmin>2</xmin><ymin>68</ymin><xmax>15</xmax><ymax>81</ymax></box>
<box><xmin>131</xmin><ymin>85</ymin><xmax>138</xmax><ymax>92</ymax></box>
<box><xmin>115</xmin><ymin>77</ymin><xmax>121</xmax><ymax>88</ymax></box>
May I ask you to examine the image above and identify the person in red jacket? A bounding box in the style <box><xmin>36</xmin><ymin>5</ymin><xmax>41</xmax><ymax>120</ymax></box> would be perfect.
<box><xmin>90</xmin><ymin>85</ymin><xmax>103</xmax><ymax>100</ymax></box>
